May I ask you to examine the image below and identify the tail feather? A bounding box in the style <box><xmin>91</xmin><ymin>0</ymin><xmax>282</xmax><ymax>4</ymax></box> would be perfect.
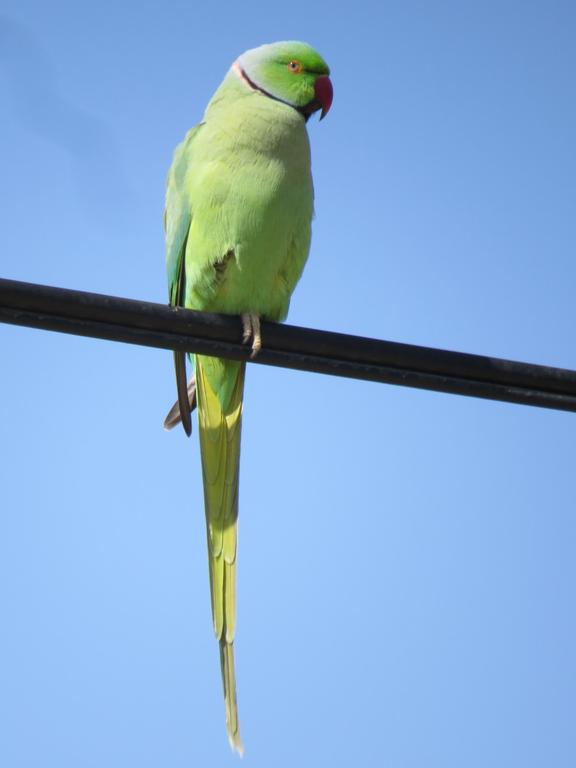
<box><xmin>196</xmin><ymin>354</ymin><xmax>245</xmax><ymax>755</ymax></box>
<box><xmin>220</xmin><ymin>621</ymin><xmax>243</xmax><ymax>754</ymax></box>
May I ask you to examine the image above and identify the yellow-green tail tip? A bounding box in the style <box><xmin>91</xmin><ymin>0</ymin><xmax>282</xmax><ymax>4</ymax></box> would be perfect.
<box><xmin>221</xmin><ymin>640</ymin><xmax>244</xmax><ymax>756</ymax></box>
<box><xmin>228</xmin><ymin>729</ymin><xmax>244</xmax><ymax>757</ymax></box>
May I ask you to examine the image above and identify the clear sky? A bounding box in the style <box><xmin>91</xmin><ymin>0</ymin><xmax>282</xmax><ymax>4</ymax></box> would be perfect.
<box><xmin>1</xmin><ymin>1</ymin><xmax>576</xmax><ymax>765</ymax></box>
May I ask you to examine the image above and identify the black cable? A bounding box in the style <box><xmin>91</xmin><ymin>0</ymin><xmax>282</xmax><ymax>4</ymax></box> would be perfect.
<box><xmin>1</xmin><ymin>277</ymin><xmax>576</xmax><ymax>412</ymax></box>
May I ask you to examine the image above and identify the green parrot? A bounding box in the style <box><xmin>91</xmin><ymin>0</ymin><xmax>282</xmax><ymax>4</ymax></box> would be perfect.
<box><xmin>163</xmin><ymin>41</ymin><xmax>332</xmax><ymax>753</ymax></box>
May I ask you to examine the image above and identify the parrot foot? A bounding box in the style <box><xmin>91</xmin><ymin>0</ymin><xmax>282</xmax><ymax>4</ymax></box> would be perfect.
<box><xmin>241</xmin><ymin>313</ymin><xmax>262</xmax><ymax>358</ymax></box>
<box><xmin>163</xmin><ymin>375</ymin><xmax>196</xmax><ymax>431</ymax></box>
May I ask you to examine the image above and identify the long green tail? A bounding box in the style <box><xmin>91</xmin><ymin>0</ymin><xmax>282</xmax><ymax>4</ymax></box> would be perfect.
<box><xmin>195</xmin><ymin>354</ymin><xmax>245</xmax><ymax>755</ymax></box>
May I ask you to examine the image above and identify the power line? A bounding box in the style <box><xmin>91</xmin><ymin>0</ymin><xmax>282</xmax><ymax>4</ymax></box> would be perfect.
<box><xmin>1</xmin><ymin>276</ymin><xmax>576</xmax><ymax>413</ymax></box>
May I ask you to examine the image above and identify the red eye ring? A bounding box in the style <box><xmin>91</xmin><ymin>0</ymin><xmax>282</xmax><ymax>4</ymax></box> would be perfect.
<box><xmin>287</xmin><ymin>60</ymin><xmax>303</xmax><ymax>73</ymax></box>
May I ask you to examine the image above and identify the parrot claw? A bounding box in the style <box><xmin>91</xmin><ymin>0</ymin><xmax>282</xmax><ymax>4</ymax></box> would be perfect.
<box><xmin>241</xmin><ymin>313</ymin><xmax>262</xmax><ymax>358</ymax></box>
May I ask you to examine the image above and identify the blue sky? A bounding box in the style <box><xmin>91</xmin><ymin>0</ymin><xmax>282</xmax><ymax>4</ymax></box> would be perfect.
<box><xmin>1</xmin><ymin>1</ymin><xmax>576</xmax><ymax>765</ymax></box>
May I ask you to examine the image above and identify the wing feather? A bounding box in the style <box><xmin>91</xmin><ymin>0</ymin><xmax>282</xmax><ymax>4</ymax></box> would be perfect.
<box><xmin>164</xmin><ymin>125</ymin><xmax>204</xmax><ymax>436</ymax></box>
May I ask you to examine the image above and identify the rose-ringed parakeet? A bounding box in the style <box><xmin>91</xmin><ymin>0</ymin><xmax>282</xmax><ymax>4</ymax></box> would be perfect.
<box><xmin>164</xmin><ymin>41</ymin><xmax>332</xmax><ymax>753</ymax></box>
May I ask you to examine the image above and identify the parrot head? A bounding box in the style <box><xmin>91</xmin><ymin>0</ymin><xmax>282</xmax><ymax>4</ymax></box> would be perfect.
<box><xmin>234</xmin><ymin>41</ymin><xmax>333</xmax><ymax>121</ymax></box>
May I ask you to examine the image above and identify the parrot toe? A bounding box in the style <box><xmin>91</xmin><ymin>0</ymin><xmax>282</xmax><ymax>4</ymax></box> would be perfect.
<box><xmin>241</xmin><ymin>313</ymin><xmax>262</xmax><ymax>358</ymax></box>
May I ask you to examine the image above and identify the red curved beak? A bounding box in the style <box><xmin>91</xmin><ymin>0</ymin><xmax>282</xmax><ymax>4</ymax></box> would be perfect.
<box><xmin>314</xmin><ymin>75</ymin><xmax>333</xmax><ymax>120</ymax></box>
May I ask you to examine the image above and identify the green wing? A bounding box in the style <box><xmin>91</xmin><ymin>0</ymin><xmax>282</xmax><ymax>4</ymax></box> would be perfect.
<box><xmin>164</xmin><ymin>125</ymin><xmax>203</xmax><ymax>436</ymax></box>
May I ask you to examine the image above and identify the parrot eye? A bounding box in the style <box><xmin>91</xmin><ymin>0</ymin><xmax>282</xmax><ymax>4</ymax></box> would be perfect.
<box><xmin>287</xmin><ymin>60</ymin><xmax>303</xmax><ymax>73</ymax></box>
